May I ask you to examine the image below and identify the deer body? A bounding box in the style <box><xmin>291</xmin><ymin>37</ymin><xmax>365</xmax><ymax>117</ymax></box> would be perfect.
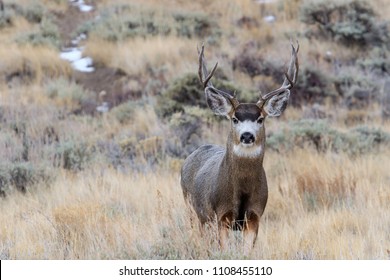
<box><xmin>181</xmin><ymin>43</ymin><xmax>299</xmax><ymax>249</ymax></box>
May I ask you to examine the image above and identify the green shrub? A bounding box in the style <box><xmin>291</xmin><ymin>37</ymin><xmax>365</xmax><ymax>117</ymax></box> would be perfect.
<box><xmin>110</xmin><ymin>100</ymin><xmax>145</xmax><ymax>124</ymax></box>
<box><xmin>347</xmin><ymin>125</ymin><xmax>390</xmax><ymax>154</ymax></box>
<box><xmin>156</xmin><ymin>74</ymin><xmax>203</xmax><ymax>118</ymax></box>
<box><xmin>267</xmin><ymin>119</ymin><xmax>390</xmax><ymax>155</ymax></box>
<box><xmin>1</xmin><ymin>1</ymin><xmax>49</xmax><ymax>30</ymax></box>
<box><xmin>15</xmin><ymin>17</ymin><xmax>60</xmax><ymax>48</ymax></box>
<box><xmin>78</xmin><ymin>5</ymin><xmax>220</xmax><ymax>42</ymax></box>
<box><xmin>0</xmin><ymin>166</ymin><xmax>11</xmax><ymax>197</ymax></box>
<box><xmin>78</xmin><ymin>4</ymin><xmax>170</xmax><ymax>41</ymax></box>
<box><xmin>22</xmin><ymin>1</ymin><xmax>46</xmax><ymax>23</ymax></box>
<box><xmin>156</xmin><ymin>73</ymin><xmax>241</xmax><ymax>118</ymax></box>
<box><xmin>165</xmin><ymin>112</ymin><xmax>204</xmax><ymax>158</ymax></box>
<box><xmin>57</xmin><ymin>141</ymin><xmax>94</xmax><ymax>171</ymax></box>
<box><xmin>4</xmin><ymin>1</ymin><xmax>45</xmax><ymax>23</ymax></box>
<box><xmin>233</xmin><ymin>46</ymin><xmax>335</xmax><ymax>106</ymax></box>
<box><xmin>9</xmin><ymin>162</ymin><xmax>36</xmax><ymax>192</ymax></box>
<box><xmin>40</xmin><ymin>17</ymin><xmax>60</xmax><ymax>42</ymax></box>
<box><xmin>268</xmin><ymin>119</ymin><xmax>337</xmax><ymax>152</ymax></box>
<box><xmin>173</xmin><ymin>12</ymin><xmax>220</xmax><ymax>39</ymax></box>
<box><xmin>233</xmin><ymin>47</ymin><xmax>284</xmax><ymax>79</ymax></box>
<box><xmin>0</xmin><ymin>6</ymin><xmax>14</xmax><ymax>29</ymax></box>
<box><xmin>292</xmin><ymin>65</ymin><xmax>336</xmax><ymax>106</ymax></box>
<box><xmin>357</xmin><ymin>48</ymin><xmax>390</xmax><ymax>76</ymax></box>
<box><xmin>44</xmin><ymin>78</ymin><xmax>94</xmax><ymax>111</ymax></box>
<box><xmin>0</xmin><ymin>162</ymin><xmax>53</xmax><ymax>194</ymax></box>
<box><xmin>333</xmin><ymin>71</ymin><xmax>378</xmax><ymax>108</ymax></box>
<box><xmin>300</xmin><ymin>0</ymin><xmax>389</xmax><ymax>47</ymax></box>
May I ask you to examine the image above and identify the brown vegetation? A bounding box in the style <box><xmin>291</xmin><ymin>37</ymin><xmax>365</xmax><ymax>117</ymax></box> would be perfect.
<box><xmin>0</xmin><ymin>0</ymin><xmax>389</xmax><ymax>259</ymax></box>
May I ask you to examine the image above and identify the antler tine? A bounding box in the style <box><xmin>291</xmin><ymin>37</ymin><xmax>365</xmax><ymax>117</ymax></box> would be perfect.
<box><xmin>282</xmin><ymin>41</ymin><xmax>299</xmax><ymax>88</ymax></box>
<box><xmin>198</xmin><ymin>44</ymin><xmax>240</xmax><ymax>109</ymax></box>
<box><xmin>198</xmin><ymin>44</ymin><xmax>218</xmax><ymax>89</ymax></box>
<box><xmin>257</xmin><ymin>41</ymin><xmax>299</xmax><ymax>108</ymax></box>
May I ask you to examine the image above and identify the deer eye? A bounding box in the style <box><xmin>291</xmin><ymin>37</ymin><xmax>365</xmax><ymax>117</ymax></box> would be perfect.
<box><xmin>232</xmin><ymin>117</ymin><xmax>239</xmax><ymax>124</ymax></box>
<box><xmin>257</xmin><ymin>117</ymin><xmax>264</xmax><ymax>124</ymax></box>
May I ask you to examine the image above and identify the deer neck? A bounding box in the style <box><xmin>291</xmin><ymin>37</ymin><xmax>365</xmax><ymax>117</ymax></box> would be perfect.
<box><xmin>224</xmin><ymin>132</ymin><xmax>265</xmax><ymax>181</ymax></box>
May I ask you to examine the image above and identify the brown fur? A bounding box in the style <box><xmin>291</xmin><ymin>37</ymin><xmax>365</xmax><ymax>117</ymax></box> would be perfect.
<box><xmin>182</xmin><ymin>42</ymin><xmax>298</xmax><ymax>250</ymax></box>
<box><xmin>181</xmin><ymin>105</ymin><xmax>268</xmax><ymax>249</ymax></box>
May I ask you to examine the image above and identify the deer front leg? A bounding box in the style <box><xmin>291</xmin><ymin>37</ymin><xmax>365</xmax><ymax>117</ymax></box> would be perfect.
<box><xmin>218</xmin><ymin>212</ymin><xmax>233</xmax><ymax>249</ymax></box>
<box><xmin>219</xmin><ymin>225</ymin><xmax>229</xmax><ymax>250</ymax></box>
<box><xmin>243</xmin><ymin>213</ymin><xmax>259</xmax><ymax>254</ymax></box>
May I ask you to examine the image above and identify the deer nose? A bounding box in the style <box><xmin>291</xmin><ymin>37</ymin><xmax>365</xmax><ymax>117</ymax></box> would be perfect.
<box><xmin>240</xmin><ymin>132</ymin><xmax>255</xmax><ymax>144</ymax></box>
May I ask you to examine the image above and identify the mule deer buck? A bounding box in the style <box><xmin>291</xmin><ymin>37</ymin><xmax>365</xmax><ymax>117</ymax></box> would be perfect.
<box><xmin>181</xmin><ymin>42</ymin><xmax>299</xmax><ymax>250</ymax></box>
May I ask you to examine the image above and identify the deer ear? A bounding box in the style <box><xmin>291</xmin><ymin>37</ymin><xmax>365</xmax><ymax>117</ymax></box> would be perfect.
<box><xmin>205</xmin><ymin>87</ymin><xmax>233</xmax><ymax>117</ymax></box>
<box><xmin>263</xmin><ymin>90</ymin><xmax>290</xmax><ymax>117</ymax></box>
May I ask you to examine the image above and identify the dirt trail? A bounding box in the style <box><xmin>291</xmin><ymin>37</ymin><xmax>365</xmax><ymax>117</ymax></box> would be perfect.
<box><xmin>53</xmin><ymin>4</ymin><xmax>92</xmax><ymax>47</ymax></box>
<box><xmin>53</xmin><ymin>2</ymin><xmax>135</xmax><ymax>113</ymax></box>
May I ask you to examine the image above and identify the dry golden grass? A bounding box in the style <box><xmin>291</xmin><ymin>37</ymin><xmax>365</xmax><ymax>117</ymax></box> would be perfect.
<box><xmin>1</xmin><ymin>145</ymin><xmax>389</xmax><ymax>259</ymax></box>
<box><xmin>84</xmin><ymin>36</ymin><xmax>198</xmax><ymax>79</ymax></box>
<box><xmin>0</xmin><ymin>0</ymin><xmax>389</xmax><ymax>261</ymax></box>
<box><xmin>370</xmin><ymin>0</ymin><xmax>390</xmax><ymax>19</ymax></box>
<box><xmin>0</xmin><ymin>44</ymin><xmax>72</xmax><ymax>85</ymax></box>
<box><xmin>0</xmin><ymin>17</ymin><xmax>32</xmax><ymax>43</ymax></box>
<box><xmin>83</xmin><ymin>0</ymin><xmax>306</xmax><ymax>82</ymax></box>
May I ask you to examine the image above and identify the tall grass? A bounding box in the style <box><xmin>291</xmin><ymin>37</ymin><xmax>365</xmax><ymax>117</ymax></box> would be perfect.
<box><xmin>1</xmin><ymin>145</ymin><xmax>389</xmax><ymax>259</ymax></box>
<box><xmin>85</xmin><ymin>36</ymin><xmax>197</xmax><ymax>79</ymax></box>
<box><xmin>0</xmin><ymin>0</ymin><xmax>389</xmax><ymax>260</ymax></box>
<box><xmin>0</xmin><ymin>44</ymin><xmax>71</xmax><ymax>85</ymax></box>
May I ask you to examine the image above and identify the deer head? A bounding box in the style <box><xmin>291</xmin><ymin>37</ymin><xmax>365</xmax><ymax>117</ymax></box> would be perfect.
<box><xmin>198</xmin><ymin>42</ymin><xmax>299</xmax><ymax>158</ymax></box>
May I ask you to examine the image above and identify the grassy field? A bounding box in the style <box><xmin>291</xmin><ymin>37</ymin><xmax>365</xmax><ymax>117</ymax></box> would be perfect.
<box><xmin>1</xmin><ymin>146</ymin><xmax>390</xmax><ymax>259</ymax></box>
<box><xmin>0</xmin><ymin>0</ymin><xmax>389</xmax><ymax>259</ymax></box>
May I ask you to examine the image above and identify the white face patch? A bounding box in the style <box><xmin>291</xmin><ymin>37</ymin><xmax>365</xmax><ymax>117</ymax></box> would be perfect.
<box><xmin>235</xmin><ymin>120</ymin><xmax>262</xmax><ymax>138</ymax></box>
<box><xmin>232</xmin><ymin>120</ymin><xmax>263</xmax><ymax>158</ymax></box>
<box><xmin>233</xmin><ymin>144</ymin><xmax>263</xmax><ymax>158</ymax></box>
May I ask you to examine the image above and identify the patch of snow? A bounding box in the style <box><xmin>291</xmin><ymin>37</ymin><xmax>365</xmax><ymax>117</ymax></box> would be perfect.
<box><xmin>72</xmin><ymin>57</ymin><xmax>95</xmax><ymax>73</ymax></box>
<box><xmin>79</xmin><ymin>4</ymin><xmax>93</xmax><ymax>13</ymax></box>
<box><xmin>60</xmin><ymin>48</ymin><xmax>95</xmax><ymax>73</ymax></box>
<box><xmin>71</xmin><ymin>33</ymin><xmax>87</xmax><ymax>46</ymax></box>
<box><xmin>255</xmin><ymin>0</ymin><xmax>276</xmax><ymax>4</ymax></box>
<box><xmin>70</xmin><ymin>0</ymin><xmax>94</xmax><ymax>13</ymax></box>
<box><xmin>60</xmin><ymin>48</ymin><xmax>82</xmax><ymax>62</ymax></box>
<box><xmin>96</xmin><ymin>102</ymin><xmax>109</xmax><ymax>113</ymax></box>
<box><xmin>264</xmin><ymin>15</ymin><xmax>276</xmax><ymax>23</ymax></box>
<box><xmin>60</xmin><ymin>2</ymin><xmax>95</xmax><ymax>72</ymax></box>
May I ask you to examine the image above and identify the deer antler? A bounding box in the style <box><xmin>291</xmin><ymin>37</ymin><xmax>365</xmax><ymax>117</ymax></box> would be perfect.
<box><xmin>198</xmin><ymin>44</ymin><xmax>218</xmax><ymax>89</ymax></box>
<box><xmin>198</xmin><ymin>44</ymin><xmax>240</xmax><ymax>109</ymax></box>
<box><xmin>257</xmin><ymin>41</ymin><xmax>299</xmax><ymax>108</ymax></box>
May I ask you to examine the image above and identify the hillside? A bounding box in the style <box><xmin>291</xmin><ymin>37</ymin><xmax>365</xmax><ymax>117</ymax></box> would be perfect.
<box><xmin>0</xmin><ymin>0</ymin><xmax>389</xmax><ymax>259</ymax></box>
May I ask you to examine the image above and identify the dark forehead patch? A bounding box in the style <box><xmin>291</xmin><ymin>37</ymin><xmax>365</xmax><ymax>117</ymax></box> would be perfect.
<box><xmin>234</xmin><ymin>104</ymin><xmax>261</xmax><ymax>121</ymax></box>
